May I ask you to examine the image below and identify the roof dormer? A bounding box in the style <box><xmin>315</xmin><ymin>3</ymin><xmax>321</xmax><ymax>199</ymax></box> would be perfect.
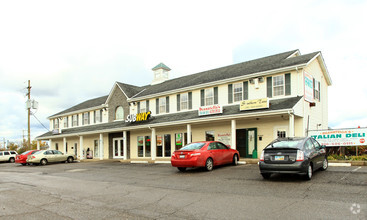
<box><xmin>151</xmin><ymin>63</ymin><xmax>171</xmax><ymax>85</ymax></box>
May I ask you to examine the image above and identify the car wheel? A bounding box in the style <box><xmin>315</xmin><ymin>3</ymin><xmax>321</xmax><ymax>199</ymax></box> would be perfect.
<box><xmin>232</xmin><ymin>154</ymin><xmax>238</xmax><ymax>166</ymax></box>
<box><xmin>67</xmin><ymin>157</ymin><xmax>74</xmax><ymax>163</ymax></box>
<box><xmin>261</xmin><ymin>173</ymin><xmax>271</xmax><ymax>179</ymax></box>
<box><xmin>9</xmin><ymin>157</ymin><xmax>15</xmax><ymax>163</ymax></box>
<box><xmin>321</xmin><ymin>158</ymin><xmax>328</xmax><ymax>171</ymax></box>
<box><xmin>304</xmin><ymin>164</ymin><xmax>313</xmax><ymax>180</ymax></box>
<box><xmin>177</xmin><ymin>167</ymin><xmax>186</xmax><ymax>172</ymax></box>
<box><xmin>205</xmin><ymin>158</ymin><xmax>213</xmax><ymax>171</ymax></box>
<box><xmin>40</xmin><ymin>159</ymin><xmax>48</xmax><ymax>166</ymax></box>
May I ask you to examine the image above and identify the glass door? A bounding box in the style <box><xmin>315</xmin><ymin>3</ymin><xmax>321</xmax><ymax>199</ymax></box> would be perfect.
<box><xmin>246</xmin><ymin>128</ymin><xmax>257</xmax><ymax>158</ymax></box>
<box><xmin>113</xmin><ymin>138</ymin><xmax>124</xmax><ymax>159</ymax></box>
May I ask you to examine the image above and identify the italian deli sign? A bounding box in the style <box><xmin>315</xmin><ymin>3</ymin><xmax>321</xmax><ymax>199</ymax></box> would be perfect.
<box><xmin>198</xmin><ymin>105</ymin><xmax>222</xmax><ymax>116</ymax></box>
<box><xmin>240</xmin><ymin>98</ymin><xmax>269</xmax><ymax>111</ymax></box>
<box><xmin>309</xmin><ymin>128</ymin><xmax>367</xmax><ymax>146</ymax></box>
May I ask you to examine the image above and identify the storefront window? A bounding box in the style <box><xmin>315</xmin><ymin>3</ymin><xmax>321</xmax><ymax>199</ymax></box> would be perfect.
<box><xmin>206</xmin><ymin>131</ymin><xmax>215</xmax><ymax>141</ymax></box>
<box><xmin>138</xmin><ymin>136</ymin><xmax>144</xmax><ymax>157</ymax></box>
<box><xmin>94</xmin><ymin>140</ymin><xmax>99</xmax><ymax>158</ymax></box>
<box><xmin>156</xmin><ymin>135</ymin><xmax>163</xmax><ymax>157</ymax></box>
<box><xmin>175</xmin><ymin>133</ymin><xmax>183</xmax><ymax>150</ymax></box>
<box><xmin>145</xmin><ymin>136</ymin><xmax>151</xmax><ymax>157</ymax></box>
<box><xmin>164</xmin><ymin>134</ymin><xmax>171</xmax><ymax>157</ymax></box>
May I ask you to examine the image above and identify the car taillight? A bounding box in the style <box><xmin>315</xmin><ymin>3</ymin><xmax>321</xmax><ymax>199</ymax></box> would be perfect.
<box><xmin>190</xmin><ymin>153</ymin><xmax>201</xmax><ymax>157</ymax></box>
<box><xmin>296</xmin><ymin>150</ymin><xmax>304</xmax><ymax>161</ymax></box>
<box><xmin>260</xmin><ymin>151</ymin><xmax>265</xmax><ymax>161</ymax></box>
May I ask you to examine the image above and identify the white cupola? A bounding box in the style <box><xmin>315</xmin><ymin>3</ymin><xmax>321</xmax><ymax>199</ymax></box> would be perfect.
<box><xmin>151</xmin><ymin>63</ymin><xmax>171</xmax><ymax>85</ymax></box>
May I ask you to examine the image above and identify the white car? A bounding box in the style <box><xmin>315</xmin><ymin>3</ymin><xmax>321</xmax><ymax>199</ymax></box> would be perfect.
<box><xmin>0</xmin><ymin>151</ymin><xmax>18</xmax><ymax>163</ymax></box>
<box><xmin>27</xmin><ymin>150</ymin><xmax>76</xmax><ymax>165</ymax></box>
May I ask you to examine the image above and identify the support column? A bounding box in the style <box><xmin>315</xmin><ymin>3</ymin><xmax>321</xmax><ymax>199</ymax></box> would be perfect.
<box><xmin>151</xmin><ymin>128</ymin><xmax>156</xmax><ymax>161</ymax></box>
<box><xmin>187</xmin><ymin>124</ymin><xmax>192</xmax><ymax>144</ymax></box>
<box><xmin>49</xmin><ymin>139</ymin><xmax>52</xmax><ymax>150</ymax></box>
<box><xmin>79</xmin><ymin>136</ymin><xmax>84</xmax><ymax>160</ymax></box>
<box><xmin>289</xmin><ymin>113</ymin><xmax>295</xmax><ymax>137</ymax></box>
<box><xmin>37</xmin><ymin>141</ymin><xmax>40</xmax><ymax>150</ymax></box>
<box><xmin>63</xmin><ymin>137</ymin><xmax>67</xmax><ymax>153</ymax></box>
<box><xmin>231</xmin><ymin>120</ymin><xmax>236</xmax><ymax>149</ymax></box>
<box><xmin>99</xmin><ymin>133</ymin><xmax>104</xmax><ymax>160</ymax></box>
<box><xmin>123</xmin><ymin>131</ymin><xmax>127</xmax><ymax>160</ymax></box>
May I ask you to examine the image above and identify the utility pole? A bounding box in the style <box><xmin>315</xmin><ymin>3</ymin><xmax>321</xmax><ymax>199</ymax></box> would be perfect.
<box><xmin>27</xmin><ymin>80</ymin><xmax>31</xmax><ymax>149</ymax></box>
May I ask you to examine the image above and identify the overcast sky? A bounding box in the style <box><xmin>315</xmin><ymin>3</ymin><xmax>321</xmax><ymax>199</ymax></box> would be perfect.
<box><xmin>1</xmin><ymin>0</ymin><xmax>366</xmax><ymax>143</ymax></box>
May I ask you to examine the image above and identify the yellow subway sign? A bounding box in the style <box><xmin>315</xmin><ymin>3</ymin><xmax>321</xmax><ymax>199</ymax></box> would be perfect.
<box><xmin>240</xmin><ymin>98</ymin><xmax>269</xmax><ymax>111</ymax></box>
<box><xmin>125</xmin><ymin>111</ymin><xmax>151</xmax><ymax>123</ymax></box>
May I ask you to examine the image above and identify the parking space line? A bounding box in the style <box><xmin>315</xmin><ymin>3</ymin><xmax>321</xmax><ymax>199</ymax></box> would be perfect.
<box><xmin>352</xmin><ymin>167</ymin><xmax>362</xmax><ymax>172</ymax></box>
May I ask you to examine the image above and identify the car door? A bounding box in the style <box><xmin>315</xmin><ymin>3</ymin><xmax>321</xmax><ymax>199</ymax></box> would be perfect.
<box><xmin>44</xmin><ymin>150</ymin><xmax>55</xmax><ymax>162</ymax></box>
<box><xmin>311</xmin><ymin>138</ymin><xmax>324</xmax><ymax>169</ymax></box>
<box><xmin>207</xmin><ymin>142</ymin><xmax>222</xmax><ymax>165</ymax></box>
<box><xmin>304</xmin><ymin>139</ymin><xmax>318</xmax><ymax>169</ymax></box>
<box><xmin>217</xmin><ymin>142</ymin><xmax>232</xmax><ymax>164</ymax></box>
<box><xmin>53</xmin><ymin>150</ymin><xmax>66</xmax><ymax>162</ymax></box>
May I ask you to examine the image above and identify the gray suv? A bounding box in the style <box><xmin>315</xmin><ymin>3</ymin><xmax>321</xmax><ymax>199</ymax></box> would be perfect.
<box><xmin>0</xmin><ymin>151</ymin><xmax>18</xmax><ymax>163</ymax></box>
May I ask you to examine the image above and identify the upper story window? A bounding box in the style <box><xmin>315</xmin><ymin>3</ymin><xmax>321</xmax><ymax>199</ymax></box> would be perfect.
<box><xmin>115</xmin><ymin>106</ymin><xmax>124</xmax><ymax>120</ymax></box>
<box><xmin>267</xmin><ymin>73</ymin><xmax>291</xmax><ymax>98</ymax></box>
<box><xmin>159</xmin><ymin>97</ymin><xmax>166</xmax><ymax>114</ymax></box>
<box><xmin>273</xmin><ymin>75</ymin><xmax>284</xmax><ymax>96</ymax></box>
<box><xmin>201</xmin><ymin>87</ymin><xmax>218</xmax><ymax>106</ymax></box>
<box><xmin>94</xmin><ymin>110</ymin><xmax>102</xmax><ymax>123</ymax></box>
<box><xmin>313</xmin><ymin>79</ymin><xmax>320</xmax><ymax>101</ymax></box>
<box><xmin>233</xmin><ymin>83</ymin><xmax>243</xmax><ymax>102</ymax></box>
<box><xmin>72</xmin><ymin>115</ymin><xmax>78</xmax><ymax>127</ymax></box>
<box><xmin>83</xmin><ymin>112</ymin><xmax>90</xmax><ymax>125</ymax></box>
<box><xmin>53</xmin><ymin>119</ymin><xmax>59</xmax><ymax>129</ymax></box>
<box><xmin>155</xmin><ymin>97</ymin><xmax>169</xmax><ymax>114</ymax></box>
<box><xmin>180</xmin><ymin>93</ymin><xmax>188</xmax><ymax>110</ymax></box>
<box><xmin>140</xmin><ymin>101</ymin><xmax>146</xmax><ymax>113</ymax></box>
<box><xmin>64</xmin><ymin>117</ymin><xmax>68</xmax><ymax>128</ymax></box>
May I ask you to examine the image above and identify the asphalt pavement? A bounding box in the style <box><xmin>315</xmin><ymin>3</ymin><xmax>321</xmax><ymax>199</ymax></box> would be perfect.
<box><xmin>0</xmin><ymin>161</ymin><xmax>366</xmax><ymax>219</ymax></box>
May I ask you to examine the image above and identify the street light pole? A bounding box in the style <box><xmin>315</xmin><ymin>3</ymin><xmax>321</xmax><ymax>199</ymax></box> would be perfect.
<box><xmin>27</xmin><ymin>80</ymin><xmax>31</xmax><ymax>149</ymax></box>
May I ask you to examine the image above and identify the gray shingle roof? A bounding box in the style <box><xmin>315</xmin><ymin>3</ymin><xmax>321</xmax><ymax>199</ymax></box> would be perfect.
<box><xmin>38</xmin><ymin>96</ymin><xmax>302</xmax><ymax>139</ymax></box>
<box><xmin>50</xmin><ymin>95</ymin><xmax>108</xmax><ymax>118</ymax></box>
<box><xmin>116</xmin><ymin>82</ymin><xmax>146</xmax><ymax>98</ymax></box>
<box><xmin>134</xmin><ymin>50</ymin><xmax>318</xmax><ymax>98</ymax></box>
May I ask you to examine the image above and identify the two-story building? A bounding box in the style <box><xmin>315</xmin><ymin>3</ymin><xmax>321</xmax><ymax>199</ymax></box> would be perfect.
<box><xmin>37</xmin><ymin>49</ymin><xmax>332</xmax><ymax>161</ymax></box>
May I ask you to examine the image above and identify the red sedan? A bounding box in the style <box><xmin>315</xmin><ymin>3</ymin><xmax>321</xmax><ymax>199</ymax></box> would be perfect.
<box><xmin>171</xmin><ymin>141</ymin><xmax>240</xmax><ymax>172</ymax></box>
<box><xmin>15</xmin><ymin>150</ymin><xmax>39</xmax><ymax>166</ymax></box>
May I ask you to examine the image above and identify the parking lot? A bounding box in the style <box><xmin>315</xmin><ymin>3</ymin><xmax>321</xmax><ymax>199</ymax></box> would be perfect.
<box><xmin>0</xmin><ymin>161</ymin><xmax>366</xmax><ymax>219</ymax></box>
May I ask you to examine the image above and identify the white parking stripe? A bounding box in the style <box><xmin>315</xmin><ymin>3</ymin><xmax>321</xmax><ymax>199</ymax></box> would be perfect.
<box><xmin>352</xmin><ymin>167</ymin><xmax>362</xmax><ymax>172</ymax></box>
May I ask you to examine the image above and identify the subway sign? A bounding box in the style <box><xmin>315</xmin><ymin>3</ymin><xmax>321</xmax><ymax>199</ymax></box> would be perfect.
<box><xmin>125</xmin><ymin>111</ymin><xmax>151</xmax><ymax>123</ymax></box>
<box><xmin>309</xmin><ymin>128</ymin><xmax>367</xmax><ymax>146</ymax></box>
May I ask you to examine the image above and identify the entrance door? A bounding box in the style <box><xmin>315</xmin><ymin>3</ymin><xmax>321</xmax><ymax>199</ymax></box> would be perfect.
<box><xmin>236</xmin><ymin>129</ymin><xmax>247</xmax><ymax>157</ymax></box>
<box><xmin>236</xmin><ymin>128</ymin><xmax>257</xmax><ymax>158</ymax></box>
<box><xmin>113</xmin><ymin>138</ymin><xmax>124</xmax><ymax>159</ymax></box>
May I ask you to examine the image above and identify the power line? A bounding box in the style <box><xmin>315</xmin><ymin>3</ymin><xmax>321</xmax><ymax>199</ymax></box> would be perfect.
<box><xmin>31</xmin><ymin>113</ymin><xmax>50</xmax><ymax>132</ymax></box>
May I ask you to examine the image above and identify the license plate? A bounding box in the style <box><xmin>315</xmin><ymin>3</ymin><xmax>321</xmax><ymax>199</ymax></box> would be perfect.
<box><xmin>274</xmin><ymin>156</ymin><xmax>285</xmax><ymax>161</ymax></box>
<box><xmin>179</xmin><ymin>155</ymin><xmax>185</xmax><ymax>159</ymax></box>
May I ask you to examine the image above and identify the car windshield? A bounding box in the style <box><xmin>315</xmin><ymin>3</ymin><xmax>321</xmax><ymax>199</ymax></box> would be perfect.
<box><xmin>268</xmin><ymin>139</ymin><xmax>303</xmax><ymax>149</ymax></box>
<box><xmin>21</xmin><ymin>150</ymin><xmax>31</xmax><ymax>155</ymax></box>
<box><xmin>180</xmin><ymin>143</ymin><xmax>206</xmax><ymax>150</ymax></box>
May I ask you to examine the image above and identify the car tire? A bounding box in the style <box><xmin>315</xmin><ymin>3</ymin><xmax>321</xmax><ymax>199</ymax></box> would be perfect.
<box><xmin>232</xmin><ymin>154</ymin><xmax>238</xmax><ymax>166</ymax></box>
<box><xmin>261</xmin><ymin>173</ymin><xmax>271</xmax><ymax>179</ymax></box>
<box><xmin>304</xmin><ymin>164</ymin><xmax>313</xmax><ymax>180</ymax></box>
<box><xmin>21</xmin><ymin>163</ymin><xmax>27</xmax><ymax>166</ymax></box>
<box><xmin>9</xmin><ymin>157</ymin><xmax>15</xmax><ymax>163</ymax></box>
<box><xmin>67</xmin><ymin>157</ymin><xmax>74</xmax><ymax>163</ymax></box>
<box><xmin>177</xmin><ymin>167</ymin><xmax>186</xmax><ymax>172</ymax></box>
<box><xmin>40</xmin><ymin>159</ymin><xmax>48</xmax><ymax>166</ymax></box>
<box><xmin>321</xmin><ymin>158</ymin><xmax>328</xmax><ymax>171</ymax></box>
<box><xmin>205</xmin><ymin>158</ymin><xmax>213</xmax><ymax>171</ymax></box>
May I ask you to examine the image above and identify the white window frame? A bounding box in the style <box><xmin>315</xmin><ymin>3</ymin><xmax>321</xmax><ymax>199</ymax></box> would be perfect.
<box><xmin>54</xmin><ymin>119</ymin><xmax>59</xmax><ymax>129</ymax></box>
<box><xmin>115</xmin><ymin>106</ymin><xmax>124</xmax><ymax>120</ymax></box>
<box><xmin>95</xmin><ymin>110</ymin><xmax>102</xmax><ymax>123</ymax></box>
<box><xmin>72</xmin><ymin>115</ymin><xmax>78</xmax><ymax>127</ymax></box>
<box><xmin>233</xmin><ymin>83</ymin><xmax>243</xmax><ymax>102</ymax></box>
<box><xmin>314</xmin><ymin>80</ymin><xmax>320</xmax><ymax>101</ymax></box>
<box><xmin>273</xmin><ymin>75</ymin><xmax>285</xmax><ymax>96</ymax></box>
<box><xmin>83</xmin><ymin>112</ymin><xmax>89</xmax><ymax>125</ymax></box>
<box><xmin>159</xmin><ymin>97</ymin><xmax>166</xmax><ymax>114</ymax></box>
<box><xmin>140</xmin><ymin>101</ymin><xmax>146</xmax><ymax>113</ymax></box>
<box><xmin>205</xmin><ymin>88</ymin><xmax>214</xmax><ymax>106</ymax></box>
<box><xmin>64</xmin><ymin>117</ymin><xmax>68</xmax><ymax>128</ymax></box>
<box><xmin>180</xmin><ymin>93</ymin><xmax>188</xmax><ymax>110</ymax></box>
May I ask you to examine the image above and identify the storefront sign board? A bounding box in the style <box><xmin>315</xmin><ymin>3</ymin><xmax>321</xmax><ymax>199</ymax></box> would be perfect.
<box><xmin>198</xmin><ymin>105</ymin><xmax>222</xmax><ymax>116</ymax></box>
<box><xmin>309</xmin><ymin>128</ymin><xmax>367</xmax><ymax>146</ymax></box>
<box><xmin>217</xmin><ymin>133</ymin><xmax>231</xmax><ymax>146</ymax></box>
<box><xmin>125</xmin><ymin>111</ymin><xmax>151</xmax><ymax>123</ymax></box>
<box><xmin>304</xmin><ymin>71</ymin><xmax>314</xmax><ymax>103</ymax></box>
<box><xmin>240</xmin><ymin>98</ymin><xmax>269</xmax><ymax>111</ymax></box>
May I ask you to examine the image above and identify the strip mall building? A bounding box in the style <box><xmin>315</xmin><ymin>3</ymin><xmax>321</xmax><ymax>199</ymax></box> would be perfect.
<box><xmin>37</xmin><ymin>49</ymin><xmax>332</xmax><ymax>161</ymax></box>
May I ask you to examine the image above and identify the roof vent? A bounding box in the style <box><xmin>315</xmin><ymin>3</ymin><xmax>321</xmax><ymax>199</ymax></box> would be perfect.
<box><xmin>151</xmin><ymin>63</ymin><xmax>171</xmax><ymax>85</ymax></box>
